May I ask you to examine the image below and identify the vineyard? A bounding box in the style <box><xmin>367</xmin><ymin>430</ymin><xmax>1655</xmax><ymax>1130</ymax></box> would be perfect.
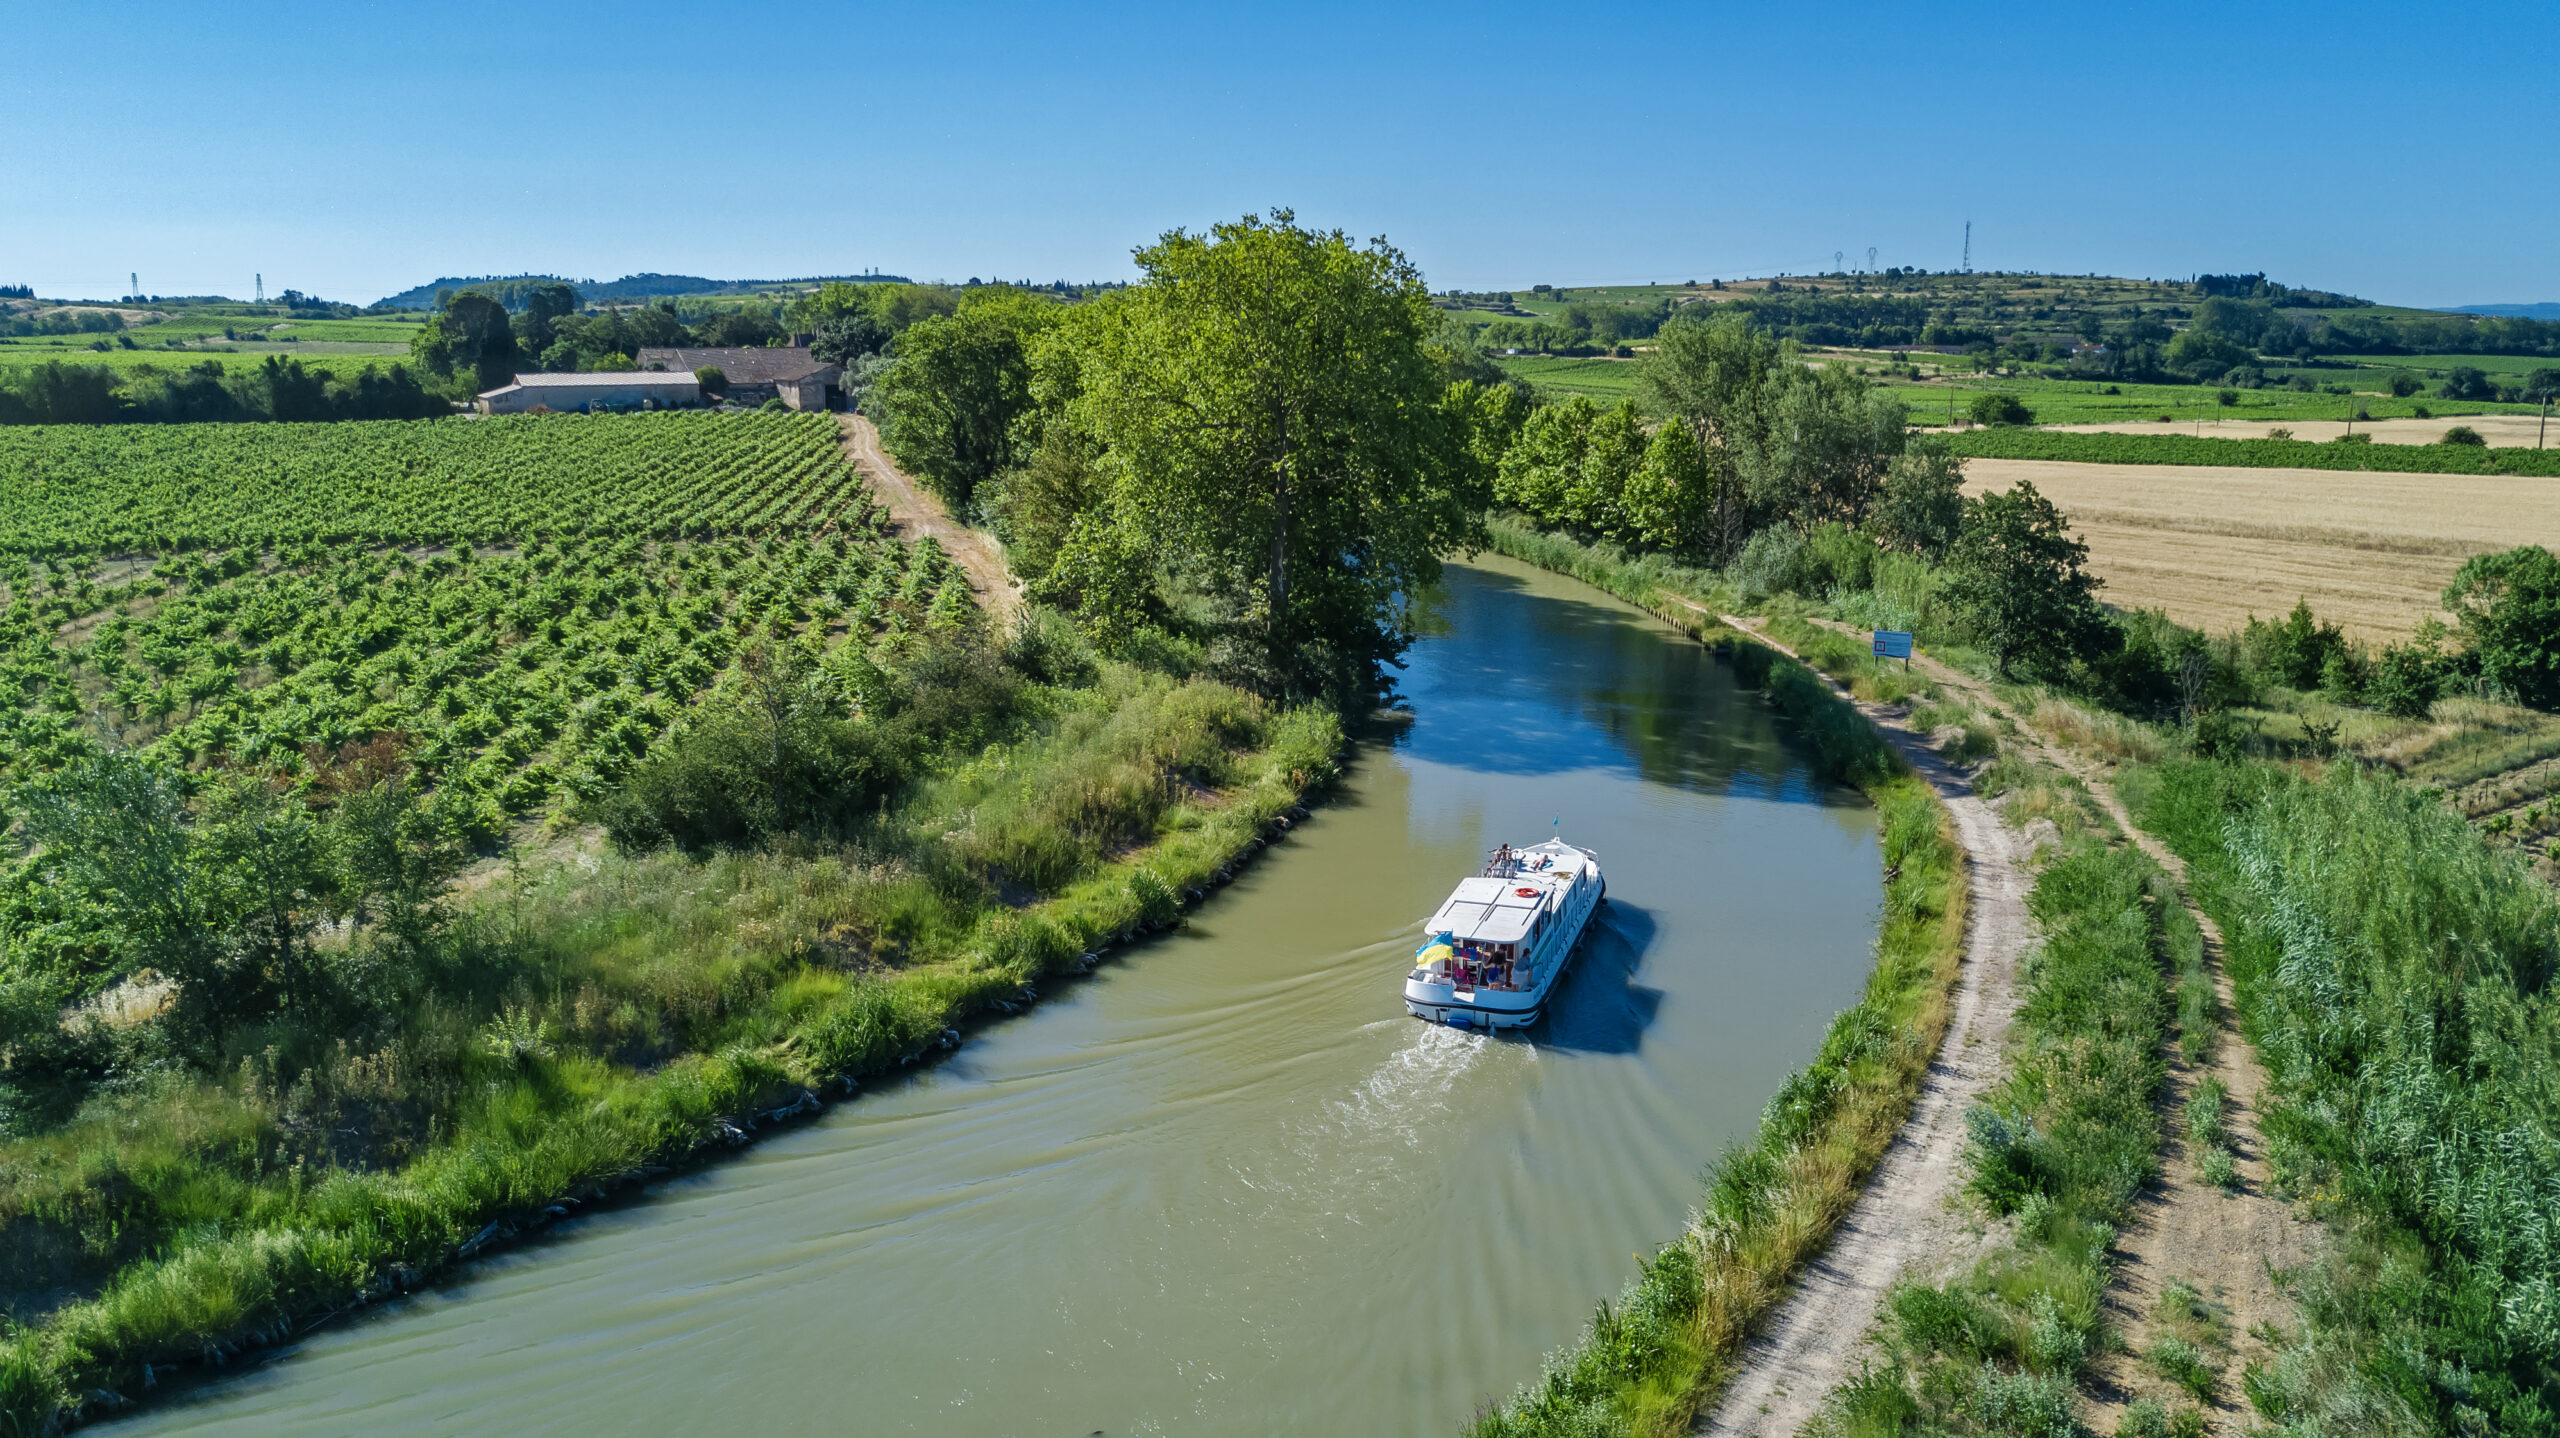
<box><xmin>0</xmin><ymin>411</ymin><xmax>975</xmax><ymax>829</ymax></box>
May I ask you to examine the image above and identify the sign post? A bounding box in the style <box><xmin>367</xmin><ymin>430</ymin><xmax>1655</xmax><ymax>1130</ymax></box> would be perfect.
<box><xmin>1872</xmin><ymin>630</ymin><xmax>1914</xmax><ymax>671</ymax></box>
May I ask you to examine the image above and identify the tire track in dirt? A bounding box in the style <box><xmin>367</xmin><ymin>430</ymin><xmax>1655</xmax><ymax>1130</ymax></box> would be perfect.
<box><xmin>836</xmin><ymin>413</ymin><xmax>1020</xmax><ymax>621</ymax></box>
<box><xmin>1686</xmin><ymin>614</ymin><xmax>2034</xmax><ymax>1438</ymax></box>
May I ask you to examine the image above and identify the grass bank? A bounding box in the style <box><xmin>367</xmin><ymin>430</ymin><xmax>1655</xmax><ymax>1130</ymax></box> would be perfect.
<box><xmin>1944</xmin><ymin>427</ymin><xmax>2560</xmax><ymax>477</ymax></box>
<box><xmin>0</xmin><ymin>656</ymin><xmax>1342</xmax><ymax>1430</ymax></box>
<box><xmin>1466</xmin><ymin>524</ymin><xmax>1969</xmax><ymax>1437</ymax></box>
<box><xmin>2121</xmin><ymin>759</ymin><xmax>2560</xmax><ymax>1436</ymax></box>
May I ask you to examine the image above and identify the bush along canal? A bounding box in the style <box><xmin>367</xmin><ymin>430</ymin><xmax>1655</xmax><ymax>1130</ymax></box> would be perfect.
<box><xmin>99</xmin><ymin>555</ymin><xmax>1900</xmax><ymax>1437</ymax></box>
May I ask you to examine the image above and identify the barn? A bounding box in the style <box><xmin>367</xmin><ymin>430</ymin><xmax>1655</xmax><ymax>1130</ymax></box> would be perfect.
<box><xmin>634</xmin><ymin>346</ymin><xmax>841</xmax><ymax>410</ymax></box>
<box><xmin>475</xmin><ymin>372</ymin><xmax>703</xmax><ymax>415</ymax></box>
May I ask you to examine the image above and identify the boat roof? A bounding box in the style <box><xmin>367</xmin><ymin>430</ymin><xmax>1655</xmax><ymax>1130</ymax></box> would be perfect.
<box><xmin>1429</xmin><ymin>880</ymin><xmax>1543</xmax><ymax>944</ymax></box>
<box><xmin>1427</xmin><ymin>842</ymin><xmax>1595</xmax><ymax>944</ymax></box>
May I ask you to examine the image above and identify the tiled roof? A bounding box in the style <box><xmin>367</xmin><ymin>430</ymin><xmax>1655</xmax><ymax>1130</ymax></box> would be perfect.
<box><xmin>502</xmin><ymin>372</ymin><xmax>701</xmax><ymax>388</ymax></box>
<box><xmin>633</xmin><ymin>346</ymin><xmax>840</xmax><ymax>384</ymax></box>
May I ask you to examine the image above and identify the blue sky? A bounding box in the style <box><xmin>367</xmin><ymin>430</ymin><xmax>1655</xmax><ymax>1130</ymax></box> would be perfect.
<box><xmin>5</xmin><ymin>1</ymin><xmax>2554</xmax><ymax>308</ymax></box>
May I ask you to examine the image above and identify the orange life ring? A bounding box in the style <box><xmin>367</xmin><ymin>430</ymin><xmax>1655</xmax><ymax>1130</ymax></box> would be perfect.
<box><xmin>1514</xmin><ymin>887</ymin><xmax>1537</xmax><ymax>898</ymax></box>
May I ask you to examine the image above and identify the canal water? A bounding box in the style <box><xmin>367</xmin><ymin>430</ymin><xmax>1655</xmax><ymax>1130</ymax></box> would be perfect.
<box><xmin>114</xmin><ymin>555</ymin><xmax>1882</xmax><ymax>1437</ymax></box>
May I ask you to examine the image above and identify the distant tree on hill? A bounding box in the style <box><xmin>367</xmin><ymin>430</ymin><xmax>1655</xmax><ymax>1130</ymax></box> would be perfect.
<box><xmin>2439</xmin><ymin>366</ymin><xmax>2498</xmax><ymax>401</ymax></box>
<box><xmin>2525</xmin><ymin>368</ymin><xmax>2560</xmax><ymax>449</ymax></box>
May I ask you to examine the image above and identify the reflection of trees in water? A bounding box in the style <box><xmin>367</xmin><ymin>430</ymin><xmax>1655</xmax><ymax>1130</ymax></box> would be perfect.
<box><xmin>1413</xmin><ymin>564</ymin><xmax>1849</xmax><ymax>803</ymax></box>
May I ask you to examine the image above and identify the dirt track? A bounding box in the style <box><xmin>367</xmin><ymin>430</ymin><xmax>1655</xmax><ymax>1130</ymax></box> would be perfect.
<box><xmin>836</xmin><ymin>413</ymin><xmax>1020</xmax><ymax>621</ymax></box>
<box><xmin>1694</xmin><ymin>618</ymin><xmax>2032</xmax><ymax>1438</ymax></box>
<box><xmin>1698</xmin><ymin>620</ymin><xmax>2320</xmax><ymax>1435</ymax></box>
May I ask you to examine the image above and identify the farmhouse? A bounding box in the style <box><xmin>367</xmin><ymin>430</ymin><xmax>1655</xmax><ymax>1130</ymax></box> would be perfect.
<box><xmin>475</xmin><ymin>372</ymin><xmax>702</xmax><ymax>415</ymax></box>
<box><xmin>634</xmin><ymin>346</ymin><xmax>841</xmax><ymax>409</ymax></box>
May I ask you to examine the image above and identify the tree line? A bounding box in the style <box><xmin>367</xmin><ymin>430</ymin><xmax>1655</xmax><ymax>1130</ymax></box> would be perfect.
<box><xmin>0</xmin><ymin>356</ymin><xmax>447</xmax><ymax>425</ymax></box>
<box><xmin>410</xmin><ymin>280</ymin><xmax>970</xmax><ymax>398</ymax></box>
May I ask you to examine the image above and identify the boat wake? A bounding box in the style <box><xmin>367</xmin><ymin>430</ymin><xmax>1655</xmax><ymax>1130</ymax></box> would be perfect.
<box><xmin>1332</xmin><ymin>1020</ymin><xmax>1489</xmax><ymax>1150</ymax></box>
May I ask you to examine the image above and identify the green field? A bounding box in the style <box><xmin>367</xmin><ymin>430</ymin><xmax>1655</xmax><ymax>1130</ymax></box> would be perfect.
<box><xmin>1490</xmin><ymin>354</ymin><xmax>1650</xmax><ymax>402</ymax></box>
<box><xmin>2329</xmin><ymin>352</ymin><xmax>2560</xmax><ymax>380</ymax></box>
<box><xmin>0</xmin><ymin>342</ymin><xmax>413</xmax><ymax>374</ymax></box>
<box><xmin>0</xmin><ymin>412</ymin><xmax>932</xmax><ymax>825</ymax></box>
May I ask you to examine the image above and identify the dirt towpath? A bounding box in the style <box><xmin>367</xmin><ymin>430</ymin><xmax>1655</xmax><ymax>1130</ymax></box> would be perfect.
<box><xmin>1724</xmin><ymin>616</ymin><xmax>2319</xmax><ymax>1434</ymax></box>
<box><xmin>836</xmin><ymin>413</ymin><xmax>1020</xmax><ymax>622</ymax></box>
<box><xmin>1689</xmin><ymin>613</ymin><xmax>2033</xmax><ymax>1438</ymax></box>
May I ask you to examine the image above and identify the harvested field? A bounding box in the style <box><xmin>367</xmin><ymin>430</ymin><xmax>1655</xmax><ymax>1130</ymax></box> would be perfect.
<box><xmin>1964</xmin><ymin>457</ymin><xmax>2560</xmax><ymax>641</ymax></box>
<box><xmin>2048</xmin><ymin>414</ymin><xmax>2553</xmax><ymax>448</ymax></box>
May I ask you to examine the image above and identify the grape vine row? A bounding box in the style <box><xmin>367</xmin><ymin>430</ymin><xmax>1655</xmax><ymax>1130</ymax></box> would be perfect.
<box><xmin>0</xmin><ymin>412</ymin><xmax>977</xmax><ymax>834</ymax></box>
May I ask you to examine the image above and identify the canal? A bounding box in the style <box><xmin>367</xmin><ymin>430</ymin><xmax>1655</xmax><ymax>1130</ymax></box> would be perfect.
<box><xmin>115</xmin><ymin>554</ymin><xmax>1883</xmax><ymax>1436</ymax></box>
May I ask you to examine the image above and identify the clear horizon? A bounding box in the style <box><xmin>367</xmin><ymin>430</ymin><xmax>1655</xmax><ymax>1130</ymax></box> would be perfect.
<box><xmin>6</xmin><ymin>0</ymin><xmax>2555</xmax><ymax>310</ymax></box>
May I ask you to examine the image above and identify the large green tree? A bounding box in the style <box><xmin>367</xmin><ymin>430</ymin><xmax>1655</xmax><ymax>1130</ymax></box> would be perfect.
<box><xmin>1871</xmin><ymin>440</ymin><xmax>1967</xmax><ymax>559</ymax></box>
<box><xmin>1062</xmin><ymin>212</ymin><xmax>1485</xmax><ymax>701</ymax></box>
<box><xmin>410</xmin><ymin>292</ymin><xmax>516</xmax><ymax>393</ymax></box>
<box><xmin>1939</xmin><ymin>480</ymin><xmax>2109</xmax><ymax>677</ymax></box>
<box><xmin>1640</xmin><ymin>314</ymin><xmax>1790</xmax><ymax>561</ymax></box>
<box><xmin>870</xmin><ymin>287</ymin><xmax>1059</xmax><ymax>508</ymax></box>
<box><xmin>1619</xmin><ymin>419</ymin><xmax>1717</xmax><ymax>555</ymax></box>
<box><xmin>2444</xmin><ymin>545</ymin><xmax>2560</xmax><ymax>710</ymax></box>
<box><xmin>518</xmin><ymin>282</ymin><xmax>578</xmax><ymax>358</ymax></box>
<box><xmin>1753</xmin><ymin>363</ymin><xmax>1908</xmax><ymax>529</ymax></box>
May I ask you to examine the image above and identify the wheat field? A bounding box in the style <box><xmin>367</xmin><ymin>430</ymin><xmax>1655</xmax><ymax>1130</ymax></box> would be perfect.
<box><xmin>1963</xmin><ymin>458</ymin><xmax>2560</xmax><ymax>641</ymax></box>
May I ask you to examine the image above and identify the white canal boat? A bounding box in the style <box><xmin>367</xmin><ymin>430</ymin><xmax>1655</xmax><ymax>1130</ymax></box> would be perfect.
<box><xmin>1404</xmin><ymin>838</ymin><xmax>1604</xmax><ymax>1030</ymax></box>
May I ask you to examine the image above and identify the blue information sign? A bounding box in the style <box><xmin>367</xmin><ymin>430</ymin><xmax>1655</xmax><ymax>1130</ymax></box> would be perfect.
<box><xmin>1872</xmin><ymin>630</ymin><xmax>1915</xmax><ymax>660</ymax></box>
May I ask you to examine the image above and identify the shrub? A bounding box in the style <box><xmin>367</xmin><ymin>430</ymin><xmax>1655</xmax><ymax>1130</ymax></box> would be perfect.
<box><xmin>1969</xmin><ymin>1364</ymin><xmax>2085</xmax><ymax>1437</ymax></box>
<box><xmin>2197</xmin><ymin>1147</ymin><xmax>2237</xmax><ymax>1189</ymax></box>
<box><xmin>588</xmin><ymin>646</ymin><xmax>909</xmax><ymax>850</ymax></box>
<box><xmin>2442</xmin><ymin>425</ymin><xmax>2487</xmax><ymax>447</ymax></box>
<box><xmin>2147</xmin><ymin>1333</ymin><xmax>2215</xmax><ymax>1400</ymax></box>
<box><xmin>1970</xmin><ymin>392</ymin><xmax>2036</xmax><ymax>427</ymax></box>
<box><xmin>1732</xmin><ymin>525</ymin><xmax>1812</xmax><ymax>600</ymax></box>
<box><xmin>2182</xmin><ymin>1075</ymin><xmax>2227</xmax><ymax>1149</ymax></box>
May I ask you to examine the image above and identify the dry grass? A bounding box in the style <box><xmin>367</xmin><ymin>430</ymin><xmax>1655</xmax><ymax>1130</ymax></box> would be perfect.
<box><xmin>2028</xmin><ymin>696</ymin><xmax>2169</xmax><ymax>765</ymax></box>
<box><xmin>1964</xmin><ymin>458</ymin><xmax>2560</xmax><ymax>642</ymax></box>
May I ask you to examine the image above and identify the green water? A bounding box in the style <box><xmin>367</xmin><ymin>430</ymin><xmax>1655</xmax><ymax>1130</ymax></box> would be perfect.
<box><xmin>114</xmin><ymin>556</ymin><xmax>1882</xmax><ymax>1436</ymax></box>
